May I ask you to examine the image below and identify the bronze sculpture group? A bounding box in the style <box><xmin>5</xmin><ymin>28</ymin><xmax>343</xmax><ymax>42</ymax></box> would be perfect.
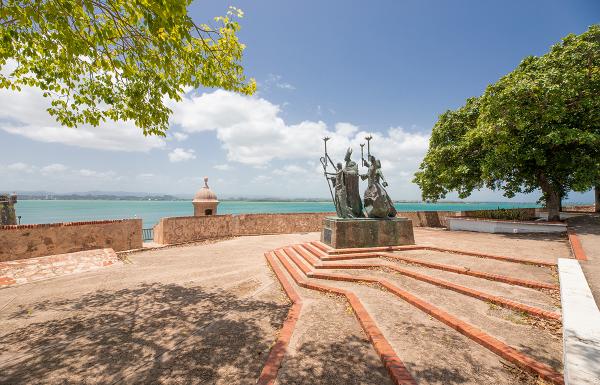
<box><xmin>320</xmin><ymin>136</ymin><xmax>397</xmax><ymax>219</ymax></box>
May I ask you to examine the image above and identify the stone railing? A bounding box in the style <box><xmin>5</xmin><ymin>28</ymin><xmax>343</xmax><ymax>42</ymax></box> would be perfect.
<box><xmin>0</xmin><ymin>219</ymin><xmax>142</xmax><ymax>262</ymax></box>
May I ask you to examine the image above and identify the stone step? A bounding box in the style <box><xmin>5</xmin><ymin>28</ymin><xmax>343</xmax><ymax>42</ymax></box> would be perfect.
<box><xmin>293</xmin><ymin>243</ymin><xmax>561</xmax><ymax>320</ymax></box>
<box><xmin>268</xmin><ymin>248</ymin><xmax>418</xmax><ymax>385</ymax></box>
<box><xmin>275</xmin><ymin>244</ymin><xmax>565</xmax><ymax>385</ymax></box>
<box><xmin>263</xmin><ymin>252</ymin><xmax>394</xmax><ymax>385</ymax></box>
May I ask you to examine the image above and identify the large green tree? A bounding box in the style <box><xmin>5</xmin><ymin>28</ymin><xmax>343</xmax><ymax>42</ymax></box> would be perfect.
<box><xmin>414</xmin><ymin>25</ymin><xmax>600</xmax><ymax>220</ymax></box>
<box><xmin>0</xmin><ymin>0</ymin><xmax>255</xmax><ymax>136</ymax></box>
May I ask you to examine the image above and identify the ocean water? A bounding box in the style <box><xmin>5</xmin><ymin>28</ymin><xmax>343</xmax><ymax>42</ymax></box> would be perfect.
<box><xmin>13</xmin><ymin>200</ymin><xmax>540</xmax><ymax>228</ymax></box>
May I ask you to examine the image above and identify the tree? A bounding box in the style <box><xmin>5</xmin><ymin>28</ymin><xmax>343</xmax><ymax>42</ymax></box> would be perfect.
<box><xmin>0</xmin><ymin>0</ymin><xmax>255</xmax><ymax>136</ymax></box>
<box><xmin>414</xmin><ymin>25</ymin><xmax>600</xmax><ymax>221</ymax></box>
<box><xmin>413</xmin><ymin>97</ymin><xmax>486</xmax><ymax>201</ymax></box>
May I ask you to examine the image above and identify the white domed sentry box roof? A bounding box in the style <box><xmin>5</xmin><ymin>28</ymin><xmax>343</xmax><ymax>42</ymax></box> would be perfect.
<box><xmin>193</xmin><ymin>177</ymin><xmax>219</xmax><ymax>216</ymax></box>
<box><xmin>193</xmin><ymin>177</ymin><xmax>218</xmax><ymax>202</ymax></box>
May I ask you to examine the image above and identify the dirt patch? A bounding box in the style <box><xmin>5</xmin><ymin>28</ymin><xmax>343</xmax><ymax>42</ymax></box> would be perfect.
<box><xmin>229</xmin><ymin>278</ymin><xmax>262</xmax><ymax>297</ymax></box>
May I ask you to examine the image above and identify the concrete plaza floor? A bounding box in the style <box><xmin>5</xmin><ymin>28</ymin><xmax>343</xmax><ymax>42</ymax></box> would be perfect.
<box><xmin>567</xmin><ymin>213</ymin><xmax>600</xmax><ymax>309</ymax></box>
<box><xmin>0</xmin><ymin>227</ymin><xmax>584</xmax><ymax>385</ymax></box>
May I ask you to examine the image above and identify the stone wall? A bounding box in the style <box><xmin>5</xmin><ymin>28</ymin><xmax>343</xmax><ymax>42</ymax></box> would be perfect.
<box><xmin>154</xmin><ymin>213</ymin><xmax>328</xmax><ymax>245</ymax></box>
<box><xmin>235</xmin><ymin>213</ymin><xmax>327</xmax><ymax>235</ymax></box>
<box><xmin>0</xmin><ymin>219</ymin><xmax>142</xmax><ymax>262</ymax></box>
<box><xmin>397</xmin><ymin>211</ymin><xmax>461</xmax><ymax>228</ymax></box>
<box><xmin>153</xmin><ymin>211</ymin><xmax>460</xmax><ymax>245</ymax></box>
<box><xmin>155</xmin><ymin>215</ymin><xmax>235</xmax><ymax>245</ymax></box>
<box><xmin>153</xmin><ymin>208</ymin><xmax>534</xmax><ymax>245</ymax></box>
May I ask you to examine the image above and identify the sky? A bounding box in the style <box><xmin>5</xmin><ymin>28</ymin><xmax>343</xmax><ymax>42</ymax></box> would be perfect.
<box><xmin>1</xmin><ymin>0</ymin><xmax>599</xmax><ymax>201</ymax></box>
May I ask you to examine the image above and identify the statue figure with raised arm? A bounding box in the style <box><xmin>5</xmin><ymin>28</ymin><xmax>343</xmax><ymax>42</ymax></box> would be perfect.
<box><xmin>361</xmin><ymin>154</ymin><xmax>397</xmax><ymax>218</ymax></box>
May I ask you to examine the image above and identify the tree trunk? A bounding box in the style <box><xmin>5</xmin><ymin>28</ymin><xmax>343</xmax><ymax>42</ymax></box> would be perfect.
<box><xmin>595</xmin><ymin>185</ymin><xmax>600</xmax><ymax>213</ymax></box>
<box><xmin>538</xmin><ymin>172</ymin><xmax>561</xmax><ymax>221</ymax></box>
<box><xmin>558</xmin><ymin>195</ymin><xmax>563</xmax><ymax>213</ymax></box>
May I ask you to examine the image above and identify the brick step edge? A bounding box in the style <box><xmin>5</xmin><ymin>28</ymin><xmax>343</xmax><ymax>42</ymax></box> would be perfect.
<box><xmin>292</xmin><ymin>244</ymin><xmax>561</xmax><ymax>321</ymax></box>
<box><xmin>279</xmin><ymin>246</ymin><xmax>564</xmax><ymax>385</ymax></box>
<box><xmin>257</xmin><ymin>252</ymin><xmax>303</xmax><ymax>385</ymax></box>
<box><xmin>272</xmin><ymin>248</ymin><xmax>418</xmax><ymax>385</ymax></box>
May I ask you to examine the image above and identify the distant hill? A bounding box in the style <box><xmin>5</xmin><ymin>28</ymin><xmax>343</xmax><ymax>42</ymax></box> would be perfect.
<box><xmin>9</xmin><ymin>191</ymin><xmax>333</xmax><ymax>201</ymax></box>
<box><xmin>13</xmin><ymin>191</ymin><xmax>186</xmax><ymax>201</ymax></box>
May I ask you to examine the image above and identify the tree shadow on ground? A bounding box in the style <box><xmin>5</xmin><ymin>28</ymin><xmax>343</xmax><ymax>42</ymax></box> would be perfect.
<box><xmin>388</xmin><ymin>320</ymin><xmax>549</xmax><ymax>385</ymax></box>
<box><xmin>0</xmin><ymin>282</ymin><xmax>288</xmax><ymax>385</ymax></box>
<box><xmin>566</xmin><ymin>214</ymin><xmax>600</xmax><ymax>236</ymax></box>
<box><xmin>493</xmin><ymin>232</ymin><xmax>570</xmax><ymax>244</ymax></box>
<box><xmin>517</xmin><ymin>344</ymin><xmax>563</xmax><ymax>372</ymax></box>
<box><xmin>276</xmin><ymin>335</ymin><xmax>394</xmax><ymax>385</ymax></box>
<box><xmin>276</xmin><ymin>322</ymin><xmax>491</xmax><ymax>385</ymax></box>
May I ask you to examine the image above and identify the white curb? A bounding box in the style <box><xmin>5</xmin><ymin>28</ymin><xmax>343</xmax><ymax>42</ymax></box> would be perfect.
<box><xmin>558</xmin><ymin>258</ymin><xmax>600</xmax><ymax>385</ymax></box>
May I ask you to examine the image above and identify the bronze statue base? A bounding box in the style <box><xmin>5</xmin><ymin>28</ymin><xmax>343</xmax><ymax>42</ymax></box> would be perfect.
<box><xmin>321</xmin><ymin>217</ymin><xmax>415</xmax><ymax>249</ymax></box>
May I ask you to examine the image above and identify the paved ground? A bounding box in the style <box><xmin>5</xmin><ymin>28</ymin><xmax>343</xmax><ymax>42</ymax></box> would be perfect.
<box><xmin>0</xmin><ymin>228</ymin><xmax>575</xmax><ymax>384</ymax></box>
<box><xmin>0</xmin><ymin>234</ymin><xmax>315</xmax><ymax>385</ymax></box>
<box><xmin>566</xmin><ymin>213</ymin><xmax>600</xmax><ymax>309</ymax></box>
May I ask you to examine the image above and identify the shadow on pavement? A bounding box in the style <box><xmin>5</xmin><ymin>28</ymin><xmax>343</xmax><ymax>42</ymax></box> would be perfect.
<box><xmin>276</xmin><ymin>334</ymin><xmax>394</xmax><ymax>385</ymax></box>
<box><xmin>566</xmin><ymin>214</ymin><xmax>600</xmax><ymax>236</ymax></box>
<box><xmin>0</xmin><ymin>282</ymin><xmax>288</xmax><ymax>385</ymax></box>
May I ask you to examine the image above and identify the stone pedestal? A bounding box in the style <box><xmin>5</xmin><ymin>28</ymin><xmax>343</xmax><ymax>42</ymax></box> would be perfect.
<box><xmin>321</xmin><ymin>217</ymin><xmax>415</xmax><ymax>249</ymax></box>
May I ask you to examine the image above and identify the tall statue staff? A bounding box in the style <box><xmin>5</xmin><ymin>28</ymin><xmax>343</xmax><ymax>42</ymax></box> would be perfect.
<box><xmin>319</xmin><ymin>137</ymin><xmax>336</xmax><ymax>205</ymax></box>
<box><xmin>360</xmin><ymin>143</ymin><xmax>365</xmax><ymax>168</ymax></box>
<box><xmin>363</xmin><ymin>134</ymin><xmax>373</xmax><ymax>167</ymax></box>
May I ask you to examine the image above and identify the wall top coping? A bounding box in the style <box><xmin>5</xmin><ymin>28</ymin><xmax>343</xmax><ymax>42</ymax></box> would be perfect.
<box><xmin>159</xmin><ymin>212</ymin><xmax>337</xmax><ymax>222</ymax></box>
<box><xmin>0</xmin><ymin>218</ymin><xmax>141</xmax><ymax>230</ymax></box>
<box><xmin>446</xmin><ymin>216</ymin><xmax>566</xmax><ymax>226</ymax></box>
<box><xmin>156</xmin><ymin>210</ymin><xmax>518</xmax><ymax>224</ymax></box>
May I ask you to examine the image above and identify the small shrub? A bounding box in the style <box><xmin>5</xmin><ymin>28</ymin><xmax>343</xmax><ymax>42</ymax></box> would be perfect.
<box><xmin>464</xmin><ymin>208</ymin><xmax>536</xmax><ymax>221</ymax></box>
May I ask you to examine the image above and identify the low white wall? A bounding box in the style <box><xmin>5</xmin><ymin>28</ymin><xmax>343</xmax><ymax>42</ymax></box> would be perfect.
<box><xmin>558</xmin><ymin>258</ymin><xmax>600</xmax><ymax>385</ymax></box>
<box><xmin>447</xmin><ymin>217</ymin><xmax>567</xmax><ymax>234</ymax></box>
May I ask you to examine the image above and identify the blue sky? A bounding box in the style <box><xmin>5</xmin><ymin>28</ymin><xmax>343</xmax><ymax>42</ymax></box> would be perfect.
<box><xmin>1</xmin><ymin>0</ymin><xmax>598</xmax><ymax>201</ymax></box>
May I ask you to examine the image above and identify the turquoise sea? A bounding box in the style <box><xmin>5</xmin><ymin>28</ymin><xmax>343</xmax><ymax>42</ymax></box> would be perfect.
<box><xmin>14</xmin><ymin>200</ymin><xmax>540</xmax><ymax>228</ymax></box>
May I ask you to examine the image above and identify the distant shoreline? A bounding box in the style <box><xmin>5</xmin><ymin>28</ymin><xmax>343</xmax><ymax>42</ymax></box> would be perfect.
<box><xmin>10</xmin><ymin>194</ymin><xmax>593</xmax><ymax>205</ymax></box>
<box><xmin>17</xmin><ymin>197</ymin><xmax>568</xmax><ymax>206</ymax></box>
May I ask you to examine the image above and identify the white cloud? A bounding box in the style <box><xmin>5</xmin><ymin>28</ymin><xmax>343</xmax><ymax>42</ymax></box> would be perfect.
<box><xmin>168</xmin><ymin>148</ymin><xmax>196</xmax><ymax>163</ymax></box>
<box><xmin>0</xmin><ymin>67</ymin><xmax>166</xmax><ymax>152</ymax></box>
<box><xmin>272</xmin><ymin>164</ymin><xmax>309</xmax><ymax>176</ymax></box>
<box><xmin>78</xmin><ymin>169</ymin><xmax>118</xmax><ymax>179</ymax></box>
<box><xmin>252</xmin><ymin>175</ymin><xmax>272</xmax><ymax>184</ymax></box>
<box><xmin>2</xmin><ymin>160</ymin><xmax>121</xmax><ymax>183</ymax></box>
<box><xmin>334</xmin><ymin>122</ymin><xmax>359</xmax><ymax>137</ymax></box>
<box><xmin>40</xmin><ymin>163</ymin><xmax>68</xmax><ymax>175</ymax></box>
<box><xmin>264</xmin><ymin>74</ymin><xmax>296</xmax><ymax>91</ymax></box>
<box><xmin>214</xmin><ymin>164</ymin><xmax>232</xmax><ymax>171</ymax></box>
<box><xmin>5</xmin><ymin>162</ymin><xmax>35</xmax><ymax>173</ymax></box>
<box><xmin>172</xmin><ymin>132</ymin><xmax>189</xmax><ymax>141</ymax></box>
<box><xmin>137</xmin><ymin>173</ymin><xmax>155</xmax><ymax>178</ymax></box>
<box><xmin>276</xmin><ymin>82</ymin><xmax>295</xmax><ymax>90</ymax></box>
<box><xmin>168</xmin><ymin>90</ymin><xmax>430</xmax><ymax>181</ymax></box>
